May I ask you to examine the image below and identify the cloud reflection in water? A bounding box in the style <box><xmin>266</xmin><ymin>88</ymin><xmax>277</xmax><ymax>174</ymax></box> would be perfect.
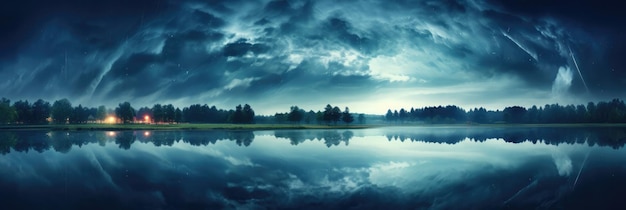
<box><xmin>0</xmin><ymin>127</ymin><xmax>626</xmax><ymax>209</ymax></box>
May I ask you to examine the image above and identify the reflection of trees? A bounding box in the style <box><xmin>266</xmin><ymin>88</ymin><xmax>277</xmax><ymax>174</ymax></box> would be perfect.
<box><xmin>139</xmin><ymin>131</ymin><xmax>181</xmax><ymax>147</ymax></box>
<box><xmin>274</xmin><ymin>130</ymin><xmax>354</xmax><ymax>147</ymax></box>
<box><xmin>2</xmin><ymin>131</ymin><xmax>110</xmax><ymax>154</ymax></box>
<box><xmin>51</xmin><ymin>133</ymin><xmax>73</xmax><ymax>153</ymax></box>
<box><xmin>229</xmin><ymin>131</ymin><xmax>254</xmax><ymax>147</ymax></box>
<box><xmin>0</xmin><ymin>132</ymin><xmax>17</xmax><ymax>154</ymax></box>
<box><xmin>179</xmin><ymin>131</ymin><xmax>255</xmax><ymax>147</ymax></box>
<box><xmin>115</xmin><ymin>132</ymin><xmax>136</xmax><ymax>150</ymax></box>
<box><xmin>182</xmin><ymin>131</ymin><xmax>227</xmax><ymax>146</ymax></box>
<box><xmin>274</xmin><ymin>130</ymin><xmax>317</xmax><ymax>145</ymax></box>
<box><xmin>13</xmin><ymin>132</ymin><xmax>51</xmax><ymax>153</ymax></box>
<box><xmin>0</xmin><ymin>130</ymin><xmax>257</xmax><ymax>154</ymax></box>
<box><xmin>2</xmin><ymin>127</ymin><xmax>626</xmax><ymax>155</ymax></box>
<box><xmin>383</xmin><ymin>127</ymin><xmax>626</xmax><ymax>149</ymax></box>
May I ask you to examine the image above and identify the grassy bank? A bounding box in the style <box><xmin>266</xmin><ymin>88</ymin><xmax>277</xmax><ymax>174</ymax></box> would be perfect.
<box><xmin>1</xmin><ymin>123</ymin><xmax>626</xmax><ymax>131</ymax></box>
<box><xmin>0</xmin><ymin>123</ymin><xmax>377</xmax><ymax>131</ymax></box>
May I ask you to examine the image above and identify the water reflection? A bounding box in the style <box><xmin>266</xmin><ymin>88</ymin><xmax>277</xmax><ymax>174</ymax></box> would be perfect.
<box><xmin>0</xmin><ymin>130</ymin><xmax>256</xmax><ymax>154</ymax></box>
<box><xmin>382</xmin><ymin>126</ymin><xmax>626</xmax><ymax>149</ymax></box>
<box><xmin>1</xmin><ymin>127</ymin><xmax>626</xmax><ymax>209</ymax></box>
<box><xmin>274</xmin><ymin>130</ymin><xmax>354</xmax><ymax>147</ymax></box>
<box><xmin>3</xmin><ymin>127</ymin><xmax>625</xmax><ymax>155</ymax></box>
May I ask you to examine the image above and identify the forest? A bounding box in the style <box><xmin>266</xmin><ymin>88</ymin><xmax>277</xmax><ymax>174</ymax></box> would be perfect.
<box><xmin>0</xmin><ymin>97</ymin><xmax>362</xmax><ymax>125</ymax></box>
<box><xmin>1</xmin><ymin>97</ymin><xmax>626</xmax><ymax>125</ymax></box>
<box><xmin>0</xmin><ymin>97</ymin><xmax>254</xmax><ymax>124</ymax></box>
<box><xmin>384</xmin><ymin>98</ymin><xmax>626</xmax><ymax>124</ymax></box>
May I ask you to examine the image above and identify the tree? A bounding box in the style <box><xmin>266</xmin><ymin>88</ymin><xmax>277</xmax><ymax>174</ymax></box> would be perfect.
<box><xmin>174</xmin><ymin>108</ymin><xmax>182</xmax><ymax>123</ymax></box>
<box><xmin>304</xmin><ymin>110</ymin><xmax>316</xmax><ymax>124</ymax></box>
<box><xmin>385</xmin><ymin>109</ymin><xmax>393</xmax><ymax>122</ymax></box>
<box><xmin>274</xmin><ymin>113</ymin><xmax>287</xmax><ymax>123</ymax></box>
<box><xmin>575</xmin><ymin>104</ymin><xmax>587</xmax><ymax>123</ymax></box>
<box><xmin>0</xmin><ymin>98</ymin><xmax>17</xmax><ymax>124</ymax></box>
<box><xmin>358</xmin><ymin>114</ymin><xmax>365</xmax><ymax>124</ymax></box>
<box><xmin>399</xmin><ymin>108</ymin><xmax>408</xmax><ymax>122</ymax></box>
<box><xmin>342</xmin><ymin>107</ymin><xmax>354</xmax><ymax>124</ymax></box>
<box><xmin>163</xmin><ymin>104</ymin><xmax>175</xmax><ymax>122</ymax></box>
<box><xmin>323</xmin><ymin>104</ymin><xmax>333</xmax><ymax>124</ymax></box>
<box><xmin>13</xmin><ymin>100</ymin><xmax>32</xmax><ymax>124</ymax></box>
<box><xmin>96</xmin><ymin>105</ymin><xmax>107</xmax><ymax>122</ymax></box>
<box><xmin>503</xmin><ymin>106</ymin><xmax>527</xmax><ymax>123</ymax></box>
<box><xmin>86</xmin><ymin>107</ymin><xmax>97</xmax><ymax>122</ymax></box>
<box><xmin>51</xmin><ymin>99</ymin><xmax>73</xmax><ymax>124</ymax></box>
<box><xmin>70</xmin><ymin>104</ymin><xmax>89</xmax><ymax>124</ymax></box>
<box><xmin>287</xmin><ymin>106</ymin><xmax>304</xmax><ymax>123</ymax></box>
<box><xmin>587</xmin><ymin>102</ymin><xmax>596</xmax><ymax>123</ymax></box>
<box><xmin>243</xmin><ymin>104</ymin><xmax>255</xmax><ymax>124</ymax></box>
<box><xmin>316</xmin><ymin>111</ymin><xmax>324</xmax><ymax>124</ymax></box>
<box><xmin>232</xmin><ymin>104</ymin><xmax>244</xmax><ymax>123</ymax></box>
<box><xmin>137</xmin><ymin>107</ymin><xmax>153</xmax><ymax>123</ymax></box>
<box><xmin>331</xmin><ymin>106</ymin><xmax>341</xmax><ymax>125</ymax></box>
<box><xmin>32</xmin><ymin>99</ymin><xmax>51</xmax><ymax>124</ymax></box>
<box><xmin>470</xmin><ymin>107</ymin><xmax>488</xmax><ymax>124</ymax></box>
<box><xmin>115</xmin><ymin>102</ymin><xmax>135</xmax><ymax>124</ymax></box>
<box><xmin>526</xmin><ymin>106</ymin><xmax>539</xmax><ymax>124</ymax></box>
<box><xmin>152</xmin><ymin>104</ymin><xmax>164</xmax><ymax>123</ymax></box>
<box><xmin>393</xmin><ymin>110</ymin><xmax>399</xmax><ymax>122</ymax></box>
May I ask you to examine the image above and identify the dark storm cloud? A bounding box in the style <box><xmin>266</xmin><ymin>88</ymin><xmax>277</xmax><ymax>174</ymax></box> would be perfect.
<box><xmin>222</xmin><ymin>39</ymin><xmax>270</xmax><ymax>57</ymax></box>
<box><xmin>0</xmin><ymin>0</ymin><xmax>167</xmax><ymax>57</ymax></box>
<box><xmin>1</xmin><ymin>0</ymin><xmax>624</xmax><ymax>112</ymax></box>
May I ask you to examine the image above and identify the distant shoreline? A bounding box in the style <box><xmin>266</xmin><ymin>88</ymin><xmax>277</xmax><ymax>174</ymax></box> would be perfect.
<box><xmin>0</xmin><ymin>123</ymin><xmax>377</xmax><ymax>131</ymax></box>
<box><xmin>1</xmin><ymin>123</ymin><xmax>626</xmax><ymax>131</ymax></box>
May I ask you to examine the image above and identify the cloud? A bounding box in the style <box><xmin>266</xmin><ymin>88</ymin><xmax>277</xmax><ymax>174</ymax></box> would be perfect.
<box><xmin>552</xmin><ymin>151</ymin><xmax>573</xmax><ymax>176</ymax></box>
<box><xmin>4</xmin><ymin>129</ymin><xmax>626</xmax><ymax>209</ymax></box>
<box><xmin>0</xmin><ymin>0</ymin><xmax>624</xmax><ymax>112</ymax></box>
<box><xmin>552</xmin><ymin>66</ymin><xmax>573</xmax><ymax>96</ymax></box>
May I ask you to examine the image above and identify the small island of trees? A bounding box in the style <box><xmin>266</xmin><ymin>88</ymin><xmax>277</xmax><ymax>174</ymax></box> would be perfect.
<box><xmin>270</xmin><ymin>104</ymin><xmax>361</xmax><ymax>125</ymax></box>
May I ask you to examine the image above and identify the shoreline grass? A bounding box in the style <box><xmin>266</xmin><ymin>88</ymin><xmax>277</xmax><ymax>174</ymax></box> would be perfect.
<box><xmin>0</xmin><ymin>123</ymin><xmax>379</xmax><ymax>131</ymax></box>
<box><xmin>1</xmin><ymin>123</ymin><xmax>626</xmax><ymax>131</ymax></box>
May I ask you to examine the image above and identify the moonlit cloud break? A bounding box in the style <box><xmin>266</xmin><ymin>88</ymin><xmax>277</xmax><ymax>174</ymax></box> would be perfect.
<box><xmin>0</xmin><ymin>0</ymin><xmax>624</xmax><ymax>114</ymax></box>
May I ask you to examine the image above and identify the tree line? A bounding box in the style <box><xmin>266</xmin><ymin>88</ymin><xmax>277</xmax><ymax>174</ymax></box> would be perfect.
<box><xmin>0</xmin><ymin>97</ymin><xmax>254</xmax><ymax>124</ymax></box>
<box><xmin>270</xmin><ymin>104</ymin><xmax>365</xmax><ymax>125</ymax></box>
<box><xmin>3</xmin><ymin>97</ymin><xmax>625</xmax><ymax>125</ymax></box>
<box><xmin>385</xmin><ymin>98</ymin><xmax>626</xmax><ymax>124</ymax></box>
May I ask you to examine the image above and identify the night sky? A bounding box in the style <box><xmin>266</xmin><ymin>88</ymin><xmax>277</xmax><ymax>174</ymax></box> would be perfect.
<box><xmin>1</xmin><ymin>0</ymin><xmax>624</xmax><ymax>114</ymax></box>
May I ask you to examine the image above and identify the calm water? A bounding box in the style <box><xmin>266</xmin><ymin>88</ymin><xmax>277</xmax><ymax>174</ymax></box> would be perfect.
<box><xmin>1</xmin><ymin>126</ymin><xmax>626</xmax><ymax>209</ymax></box>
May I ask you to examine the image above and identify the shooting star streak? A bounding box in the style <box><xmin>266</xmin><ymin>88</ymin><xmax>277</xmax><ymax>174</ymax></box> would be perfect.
<box><xmin>502</xmin><ymin>31</ymin><xmax>538</xmax><ymax>61</ymax></box>
<box><xmin>504</xmin><ymin>179</ymin><xmax>538</xmax><ymax>205</ymax></box>
<box><xmin>569</xmin><ymin>45</ymin><xmax>589</xmax><ymax>92</ymax></box>
<box><xmin>573</xmin><ymin>152</ymin><xmax>590</xmax><ymax>189</ymax></box>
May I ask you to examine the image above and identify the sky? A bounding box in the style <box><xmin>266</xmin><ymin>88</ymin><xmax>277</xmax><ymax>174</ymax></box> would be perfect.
<box><xmin>1</xmin><ymin>0</ymin><xmax>624</xmax><ymax>115</ymax></box>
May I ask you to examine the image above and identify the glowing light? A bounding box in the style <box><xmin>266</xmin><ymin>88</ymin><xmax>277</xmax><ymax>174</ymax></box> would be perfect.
<box><xmin>144</xmin><ymin>131</ymin><xmax>150</xmax><ymax>137</ymax></box>
<box><xmin>144</xmin><ymin>115</ymin><xmax>150</xmax><ymax>123</ymax></box>
<box><xmin>106</xmin><ymin>116</ymin><xmax>117</xmax><ymax>124</ymax></box>
<box><xmin>106</xmin><ymin>131</ymin><xmax>116</xmax><ymax>137</ymax></box>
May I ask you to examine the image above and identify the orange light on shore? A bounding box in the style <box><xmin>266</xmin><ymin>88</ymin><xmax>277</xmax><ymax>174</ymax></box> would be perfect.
<box><xmin>106</xmin><ymin>116</ymin><xmax>117</xmax><ymax>124</ymax></box>
<box><xmin>144</xmin><ymin>115</ymin><xmax>150</xmax><ymax>123</ymax></box>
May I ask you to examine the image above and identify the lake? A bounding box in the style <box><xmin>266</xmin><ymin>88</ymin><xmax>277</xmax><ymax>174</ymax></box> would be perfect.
<box><xmin>1</xmin><ymin>126</ymin><xmax>626</xmax><ymax>209</ymax></box>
